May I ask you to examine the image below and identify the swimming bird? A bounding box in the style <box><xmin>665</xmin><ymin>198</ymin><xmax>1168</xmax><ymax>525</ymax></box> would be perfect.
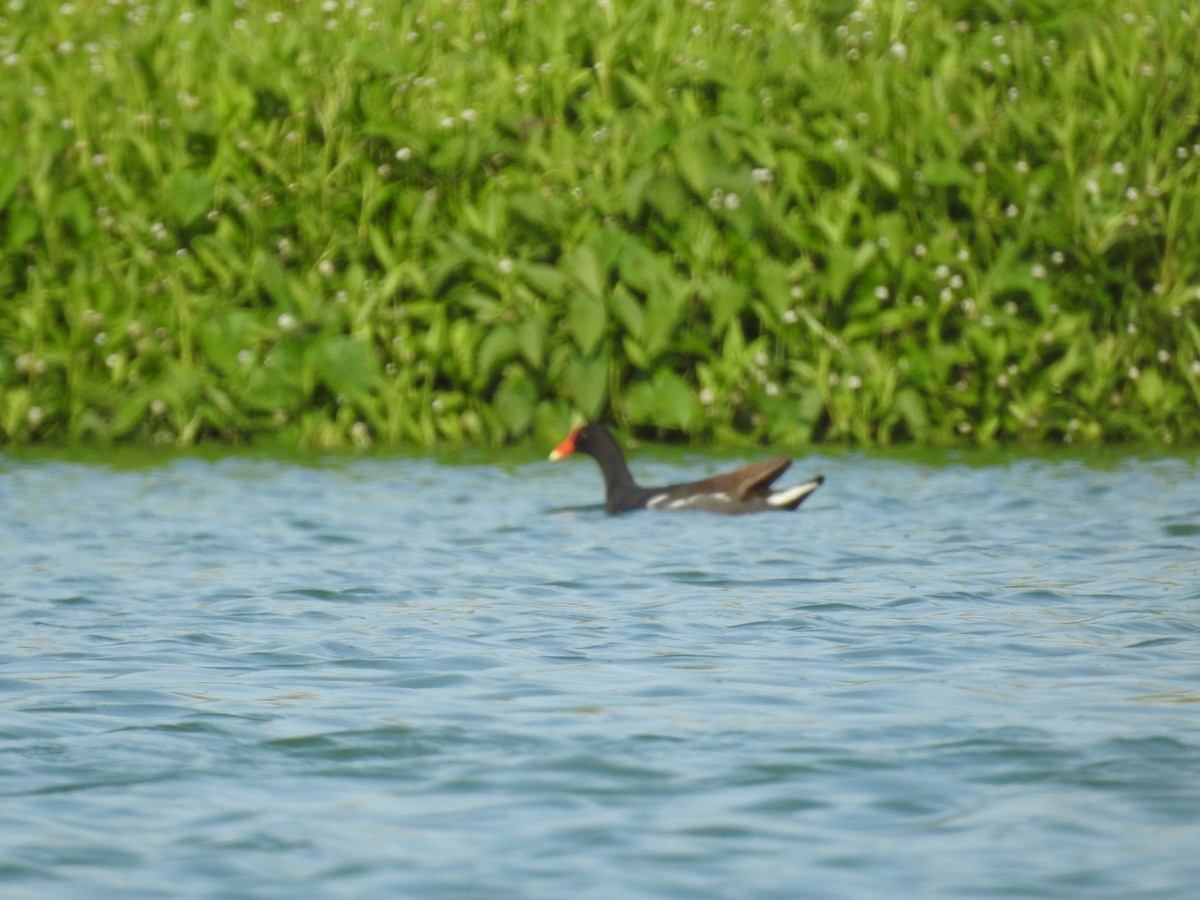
<box><xmin>549</xmin><ymin>423</ymin><xmax>824</xmax><ymax>515</ymax></box>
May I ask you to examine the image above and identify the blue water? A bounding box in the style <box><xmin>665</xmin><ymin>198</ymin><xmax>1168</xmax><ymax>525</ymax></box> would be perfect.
<box><xmin>2</xmin><ymin>449</ymin><xmax>1198</xmax><ymax>898</ymax></box>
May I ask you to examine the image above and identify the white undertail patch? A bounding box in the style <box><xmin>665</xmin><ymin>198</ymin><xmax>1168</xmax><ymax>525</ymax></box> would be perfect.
<box><xmin>767</xmin><ymin>480</ymin><xmax>822</xmax><ymax>508</ymax></box>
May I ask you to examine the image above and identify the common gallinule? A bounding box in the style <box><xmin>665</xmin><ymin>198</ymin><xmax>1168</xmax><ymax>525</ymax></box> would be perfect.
<box><xmin>549</xmin><ymin>423</ymin><xmax>824</xmax><ymax>515</ymax></box>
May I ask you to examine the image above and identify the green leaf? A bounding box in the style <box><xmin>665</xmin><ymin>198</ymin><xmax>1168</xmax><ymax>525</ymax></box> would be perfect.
<box><xmin>873</xmin><ymin>211</ymin><xmax>910</xmax><ymax>266</ymax></box>
<box><xmin>708</xmin><ymin>277</ymin><xmax>748</xmax><ymax>332</ymax></box>
<box><xmin>864</xmin><ymin>158</ymin><xmax>900</xmax><ymax>194</ymax></box>
<box><xmin>243</xmin><ymin>366</ymin><xmax>299</xmax><ymax>412</ymax></box>
<box><xmin>796</xmin><ymin>386</ymin><xmax>825</xmax><ymax>439</ymax></box>
<box><xmin>624</xmin><ymin>164</ymin><xmax>657</xmax><ymax>220</ymax></box>
<box><xmin>477</xmin><ymin>324</ymin><xmax>521</xmax><ymax>385</ymax></box>
<box><xmin>851</xmin><ymin>241</ymin><xmax>878</xmax><ymax>276</ymax></box>
<box><xmin>567</xmin><ymin>292</ymin><xmax>607</xmax><ymax>355</ymax></box>
<box><xmin>565</xmin><ymin>352</ymin><xmax>608</xmax><ymax>419</ymax></box>
<box><xmin>622</xmin><ymin>335</ymin><xmax>650</xmax><ymax>370</ymax></box>
<box><xmin>921</xmin><ymin>160</ymin><xmax>974</xmax><ymax>187</ymax></box>
<box><xmin>754</xmin><ymin>260</ymin><xmax>792</xmax><ymax>318</ymax></box>
<box><xmin>0</xmin><ymin>156</ymin><xmax>24</xmax><ymax>210</ymax></box>
<box><xmin>824</xmin><ymin>244</ymin><xmax>858</xmax><ymax>301</ymax></box>
<box><xmin>617</xmin><ymin>240</ymin><xmax>688</xmax><ymax>359</ymax></box>
<box><xmin>1135</xmin><ymin>368</ymin><xmax>1164</xmax><ymax>407</ymax></box>
<box><xmin>894</xmin><ymin>387</ymin><xmax>928</xmax><ymax>440</ymax></box>
<box><xmin>518</xmin><ymin>317</ymin><xmax>546</xmax><ymax>368</ymax></box>
<box><xmin>644</xmin><ymin>286</ymin><xmax>688</xmax><ymax>359</ymax></box>
<box><xmin>563</xmin><ymin>242</ymin><xmax>605</xmax><ymax>297</ymax></box>
<box><xmin>168</xmin><ymin>169</ymin><xmax>216</xmax><ymax>225</ymax></box>
<box><xmin>448</xmin><ymin>318</ymin><xmax>478</xmax><ymax>381</ymax></box>
<box><xmin>493</xmin><ymin>371</ymin><xmax>537</xmax><ymax>435</ymax></box>
<box><xmin>646</xmin><ymin>174</ymin><xmax>688</xmax><ymax>222</ymax></box>
<box><xmin>57</xmin><ymin>187</ymin><xmax>94</xmax><ymax>239</ymax></box>
<box><xmin>254</xmin><ymin>251</ymin><xmax>295</xmax><ymax>307</ymax></box>
<box><xmin>521</xmin><ymin>263</ymin><xmax>570</xmax><ymax>299</ymax></box>
<box><xmin>110</xmin><ymin>394</ymin><xmax>149</xmax><ymax>439</ymax></box>
<box><xmin>196</xmin><ymin>312</ymin><xmax>262</xmax><ymax>375</ymax></box>
<box><xmin>190</xmin><ymin>234</ymin><xmax>241</xmax><ymax>290</ymax></box>
<box><xmin>509</xmin><ymin>191</ymin><xmax>564</xmax><ymax>234</ymax></box>
<box><xmin>4</xmin><ymin>197</ymin><xmax>39</xmax><ymax>250</ymax></box>
<box><xmin>623</xmin><ymin>369</ymin><xmax>698</xmax><ymax>431</ymax></box>
<box><xmin>673</xmin><ymin>126</ymin><xmax>711</xmax><ymax>195</ymax></box>
<box><xmin>609</xmin><ymin>286</ymin><xmax>645</xmax><ymax>341</ymax></box>
<box><xmin>314</xmin><ymin>337</ymin><xmax>379</xmax><ymax>399</ymax></box>
<box><xmin>615</xmin><ymin>70</ymin><xmax>655</xmax><ymax>108</ymax></box>
<box><xmin>617</xmin><ymin>236</ymin><xmax>673</xmax><ymax>296</ymax></box>
<box><xmin>1045</xmin><ymin>343</ymin><xmax>1083</xmax><ymax>388</ymax></box>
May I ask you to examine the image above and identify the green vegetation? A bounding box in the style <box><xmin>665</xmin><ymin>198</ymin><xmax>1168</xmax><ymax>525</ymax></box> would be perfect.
<box><xmin>2</xmin><ymin>0</ymin><xmax>1198</xmax><ymax>448</ymax></box>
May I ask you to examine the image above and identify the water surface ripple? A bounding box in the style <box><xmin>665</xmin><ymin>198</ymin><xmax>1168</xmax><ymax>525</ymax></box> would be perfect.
<box><xmin>2</xmin><ymin>451</ymin><xmax>1198</xmax><ymax>898</ymax></box>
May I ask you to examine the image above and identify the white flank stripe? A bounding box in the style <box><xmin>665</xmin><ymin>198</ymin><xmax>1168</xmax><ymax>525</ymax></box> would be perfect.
<box><xmin>648</xmin><ymin>492</ymin><xmax>730</xmax><ymax>510</ymax></box>
<box><xmin>667</xmin><ymin>492</ymin><xmax>728</xmax><ymax>510</ymax></box>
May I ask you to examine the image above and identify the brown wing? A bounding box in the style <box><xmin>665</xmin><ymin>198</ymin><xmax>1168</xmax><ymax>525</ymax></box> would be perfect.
<box><xmin>727</xmin><ymin>457</ymin><xmax>792</xmax><ymax>499</ymax></box>
<box><xmin>676</xmin><ymin>457</ymin><xmax>792</xmax><ymax>501</ymax></box>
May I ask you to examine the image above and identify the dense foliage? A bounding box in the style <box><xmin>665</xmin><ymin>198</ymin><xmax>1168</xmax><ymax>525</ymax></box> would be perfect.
<box><xmin>2</xmin><ymin>0</ymin><xmax>1198</xmax><ymax>447</ymax></box>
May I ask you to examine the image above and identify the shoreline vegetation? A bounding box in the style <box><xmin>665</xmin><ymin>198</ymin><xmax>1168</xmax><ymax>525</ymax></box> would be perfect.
<box><xmin>2</xmin><ymin>1</ymin><xmax>1198</xmax><ymax>449</ymax></box>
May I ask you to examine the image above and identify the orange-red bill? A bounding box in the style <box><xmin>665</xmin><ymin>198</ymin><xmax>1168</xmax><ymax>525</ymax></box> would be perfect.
<box><xmin>548</xmin><ymin>427</ymin><xmax>580</xmax><ymax>461</ymax></box>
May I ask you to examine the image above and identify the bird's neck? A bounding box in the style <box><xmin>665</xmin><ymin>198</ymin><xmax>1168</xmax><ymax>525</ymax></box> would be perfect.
<box><xmin>587</xmin><ymin>429</ymin><xmax>641</xmax><ymax>504</ymax></box>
